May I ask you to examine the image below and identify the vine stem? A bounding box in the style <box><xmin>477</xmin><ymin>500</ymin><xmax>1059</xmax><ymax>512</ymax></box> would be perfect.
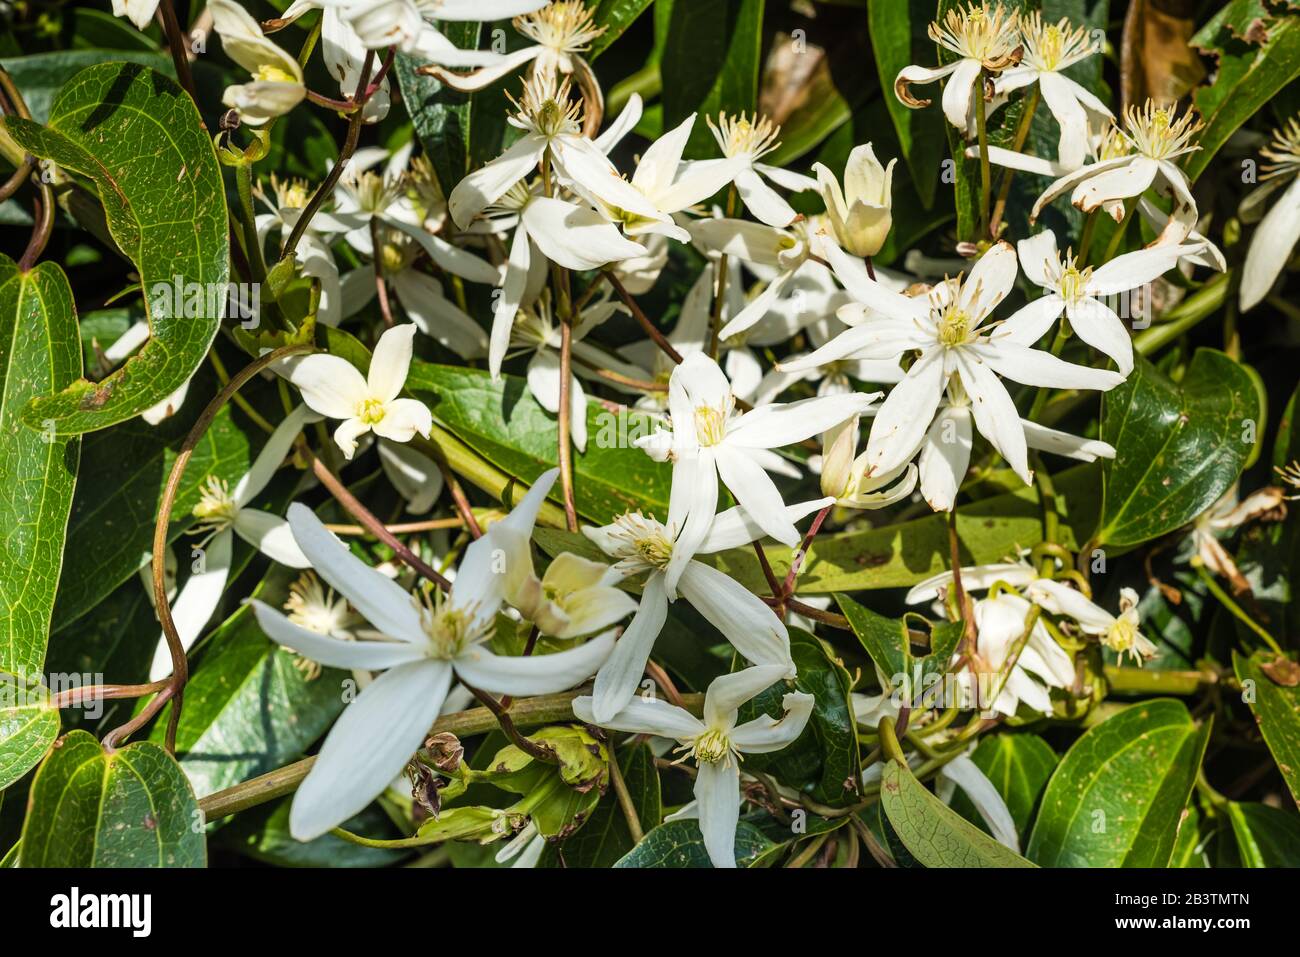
<box><xmin>464</xmin><ymin>683</ymin><xmax>559</xmax><ymax>765</ymax></box>
<box><xmin>299</xmin><ymin>441</ymin><xmax>453</xmax><ymax>591</ymax></box>
<box><xmin>607</xmin><ymin>746</ymin><xmax>644</xmax><ymax>843</ymax></box>
<box><xmin>989</xmin><ymin>86</ymin><xmax>1040</xmax><ymax>237</ymax></box>
<box><xmin>974</xmin><ymin>69</ymin><xmax>992</xmax><ymax>240</ymax></box>
<box><xmin>103</xmin><ymin>345</ymin><xmax>311</xmax><ymax>753</ymax></box>
<box><xmin>280</xmin><ymin>51</ymin><xmax>375</xmax><ymax>261</ymax></box>
<box><xmin>0</xmin><ymin>65</ymin><xmax>53</xmax><ymax>272</ymax></box>
<box><xmin>157</xmin><ymin>0</ymin><xmax>198</xmax><ymax>105</ymax></box>
<box><xmin>603</xmin><ymin>270</ymin><xmax>683</xmax><ymax>365</ymax></box>
<box><xmin>198</xmin><ymin>691</ymin><xmax>706</xmax><ymax>821</ymax></box>
<box><xmin>557</xmin><ymin>312</ymin><xmax>579</xmax><ymax>531</ymax></box>
<box><xmin>1193</xmin><ymin>561</ymin><xmax>1283</xmax><ymax>655</ymax></box>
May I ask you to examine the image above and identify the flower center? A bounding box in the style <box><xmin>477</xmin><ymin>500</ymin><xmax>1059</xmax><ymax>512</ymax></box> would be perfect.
<box><xmin>514</xmin><ymin>1</ymin><xmax>606</xmax><ymax>54</ymax></box>
<box><xmin>416</xmin><ymin>588</ymin><xmax>489</xmax><ymax>658</ymax></box>
<box><xmin>356</xmin><ymin>397</ymin><xmax>388</xmax><ymax>425</ymax></box>
<box><xmin>1123</xmin><ymin>101</ymin><xmax>1203</xmax><ymax>160</ymax></box>
<box><xmin>693</xmin><ymin>404</ymin><xmax>729</xmax><ymax>446</ymax></box>
<box><xmin>937</xmin><ymin>307</ymin><xmax>973</xmax><ymax>347</ymax></box>
<box><xmin>708</xmin><ymin>112</ymin><xmax>781</xmax><ymax>160</ymax></box>
<box><xmin>1058</xmin><ymin>257</ymin><xmax>1093</xmax><ymax>305</ymax></box>
<box><xmin>192</xmin><ymin>475</ymin><xmax>237</xmax><ymax>532</ymax></box>
<box><xmin>253</xmin><ymin>64</ymin><xmax>298</xmax><ymax>84</ymax></box>
<box><xmin>632</xmin><ymin>532</ymin><xmax>674</xmax><ymax>568</ymax></box>
<box><xmin>1261</xmin><ymin>117</ymin><xmax>1300</xmax><ymax>180</ymax></box>
<box><xmin>285</xmin><ymin>572</ymin><xmax>356</xmax><ymax>638</ymax></box>
<box><xmin>1021</xmin><ymin>12</ymin><xmax>1093</xmax><ymax>72</ymax></box>
<box><xmin>929</xmin><ymin>2</ymin><xmax>1021</xmax><ymax>68</ymax></box>
<box><xmin>689</xmin><ymin>728</ymin><xmax>738</xmax><ymax>766</ymax></box>
<box><xmin>1104</xmin><ymin>616</ymin><xmax>1138</xmax><ymax>654</ymax></box>
<box><xmin>380</xmin><ymin>241</ymin><xmax>407</xmax><ymax>274</ymax></box>
<box><xmin>511</xmin><ymin>73</ymin><xmax>583</xmax><ymax>138</ymax></box>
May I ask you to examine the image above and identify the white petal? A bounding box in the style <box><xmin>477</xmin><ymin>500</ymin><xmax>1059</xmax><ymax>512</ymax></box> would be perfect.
<box><xmin>1020</xmin><ymin>420</ymin><xmax>1115</xmax><ymax>462</ymax></box>
<box><xmin>958</xmin><ymin>241</ymin><xmax>1018</xmax><ymax>323</ymax></box>
<box><xmin>677</xmin><ymin>561</ymin><xmax>793</xmax><ymax>672</ymax></box>
<box><xmin>590</xmin><ymin>574</ymin><xmax>669</xmax><ymax>722</ymax></box>
<box><xmin>522</xmin><ymin>196</ymin><xmax>648</xmax><ymax>271</ymax></box>
<box><xmin>823</xmin><ymin>242</ymin><xmax>929</xmax><ymax>320</ymax></box>
<box><xmin>663</xmin><ymin>452</ymin><xmax>718</xmax><ymax>596</ymax></box>
<box><xmin>940</xmin><ymin>58</ymin><xmax>981</xmax><ymax>129</ymax></box>
<box><xmin>290</xmin><ymin>659</ymin><xmax>452</xmax><ymax>840</ymax></box>
<box><xmin>919</xmin><ymin>405</ymin><xmax>972</xmax><ymax>511</ymax></box>
<box><xmin>288</xmin><ymin>354</ymin><xmax>369</xmax><ymax>419</ymax></box>
<box><xmin>233</xmin><ymin>509</ymin><xmax>311</xmax><ymax>567</ymax></box>
<box><xmin>149</xmin><ymin>529</ymin><xmax>231</xmax><ymax>680</ymax></box>
<box><xmin>232</xmin><ymin>403</ymin><xmax>314</xmax><ymax>505</ymax></box>
<box><xmin>449</xmin><ymin>135</ymin><xmax>547</xmax><ymax>228</ymax></box>
<box><xmin>287</xmin><ymin>502</ymin><xmax>426</xmax><ymax>642</ymax></box>
<box><xmin>377</xmin><ymin>439</ymin><xmax>444</xmax><ymax>513</ymax></box>
<box><xmin>729</xmin><ymin>391</ymin><xmax>879</xmax><ymax>450</ymax></box>
<box><xmin>730</xmin><ymin>692</ymin><xmax>815</xmax><ymax>753</ymax></box>
<box><xmin>1025</xmin><ymin>578</ymin><xmax>1113</xmax><ymax>632</ymax></box>
<box><xmin>388</xmin><ymin>218</ymin><xmax>499</xmax><ymax>284</ymax></box>
<box><xmin>969</xmin><ymin>340</ymin><xmax>1123</xmax><ymax>391</ymax></box>
<box><xmin>714</xmin><ymin>447</ymin><xmax>800</xmax><ymax>546</ymax></box>
<box><xmin>491</xmin><ymin>229</ymin><xmax>531</xmax><ymax>378</ymax></box>
<box><xmin>453</xmin><ymin>630</ymin><xmax>614</xmax><ymax>696</ymax></box>
<box><xmin>572</xmin><ymin>694</ymin><xmax>704</xmax><ymax>740</ymax></box>
<box><xmin>953</xmin><ymin>350</ymin><xmax>1031</xmax><ymax>484</ymax></box>
<box><xmin>371</xmin><ymin>397</ymin><xmax>433</xmax><ymax>445</ymax></box>
<box><xmin>995</xmin><ymin>295</ymin><xmax>1065</xmax><ymax>346</ymax></box>
<box><xmin>697</xmin><ymin>497</ymin><xmax>834</xmax><ymax>554</ymax></box>
<box><xmin>367</xmin><ymin>323</ymin><xmax>416</xmax><ymax>402</ymax></box>
<box><xmin>1015</xmin><ymin>229</ymin><xmax>1061</xmax><ymax>289</ymax></box>
<box><xmin>1065</xmin><ymin>298</ymin><xmax>1133</xmax><ymax>374</ymax></box>
<box><xmin>250</xmin><ymin>599</ymin><xmax>429</xmax><ymax>669</ymax></box>
<box><xmin>863</xmin><ymin>348</ymin><xmax>945</xmax><ymax>477</ymax></box>
<box><xmin>1038</xmin><ymin>72</ymin><xmax>1088</xmax><ymax>171</ymax></box>
<box><xmin>392</xmin><ymin>271</ymin><xmax>489</xmax><ymax>359</ymax></box>
<box><xmin>1241</xmin><ymin>175</ymin><xmax>1300</xmax><ymax>311</ymax></box>
<box><xmin>703</xmin><ymin>664</ymin><xmax>790</xmax><ymax>727</ymax></box>
<box><xmin>1072</xmin><ymin>156</ymin><xmax>1158</xmax><ymax>212</ymax></box>
<box><xmin>939</xmin><ymin>755</ymin><xmax>1020</xmax><ymax>852</ymax></box>
<box><xmin>904</xmin><ymin>562</ymin><xmax>1037</xmax><ymax>604</ymax></box>
<box><xmin>694</xmin><ymin>759</ymin><xmax>741</xmax><ymax>868</ymax></box>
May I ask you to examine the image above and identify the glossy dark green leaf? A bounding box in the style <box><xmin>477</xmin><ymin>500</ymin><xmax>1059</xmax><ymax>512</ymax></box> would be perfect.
<box><xmin>1098</xmin><ymin>350</ymin><xmax>1260</xmax><ymax>548</ymax></box>
<box><xmin>0</xmin><ymin>256</ymin><xmax>81</xmax><ymax>680</ymax></box>
<box><xmin>541</xmin><ymin>741</ymin><xmax>661</xmax><ymax>867</ymax></box>
<box><xmin>589</xmin><ymin>0</ymin><xmax>656</xmax><ymax>59</ymax></box>
<box><xmin>880</xmin><ymin>759</ymin><xmax>1037</xmax><ymax>867</ymax></box>
<box><xmin>739</xmin><ymin>630</ymin><xmax>859</xmax><ymax>806</ymax></box>
<box><xmin>868</xmin><ymin>0</ymin><xmax>947</xmax><ymax>208</ymax></box>
<box><xmin>950</xmin><ymin>733</ymin><xmax>1057</xmax><ymax>835</ymax></box>
<box><xmin>613</xmin><ymin>818</ymin><xmax>775</xmax><ymax>867</ymax></box>
<box><xmin>0</xmin><ymin>679</ymin><xmax>59</xmax><ymax>791</ymax></box>
<box><xmin>836</xmin><ymin>594</ymin><xmax>961</xmax><ymax>699</ymax></box>
<box><xmin>407</xmin><ymin>361</ymin><xmax>671</xmax><ymax>523</ymax></box>
<box><xmin>1186</xmin><ymin>2</ymin><xmax>1300</xmax><ymax>182</ymax></box>
<box><xmin>20</xmin><ymin>729</ymin><xmax>205</xmax><ymax>866</ymax></box>
<box><xmin>1027</xmin><ymin>700</ymin><xmax>1211</xmax><ymax>866</ymax></box>
<box><xmin>147</xmin><ymin>598</ymin><xmax>348</xmax><ymax>798</ymax></box>
<box><xmin>1225</xmin><ymin>801</ymin><xmax>1300</xmax><ymax>867</ymax></box>
<box><xmin>661</xmin><ymin>0</ymin><xmax>765</xmax><ymax>158</ymax></box>
<box><xmin>4</xmin><ymin>61</ymin><xmax>228</xmax><ymax>433</ymax></box>
<box><xmin>50</xmin><ymin>388</ymin><xmax>251</xmax><ymax>632</ymax></box>
<box><xmin>1234</xmin><ymin>650</ymin><xmax>1300</xmax><ymax>810</ymax></box>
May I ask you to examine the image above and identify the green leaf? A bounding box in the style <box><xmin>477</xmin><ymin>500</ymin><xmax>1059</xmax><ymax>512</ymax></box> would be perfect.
<box><xmin>3</xmin><ymin>61</ymin><xmax>229</xmax><ymax>434</ymax></box>
<box><xmin>868</xmin><ymin>0</ymin><xmax>947</xmax><ymax>208</ymax></box>
<box><xmin>613</xmin><ymin>818</ymin><xmax>775</xmax><ymax>867</ymax></box>
<box><xmin>738</xmin><ymin>629</ymin><xmax>860</xmax><ymax>806</ymax></box>
<box><xmin>1026</xmin><ymin>700</ymin><xmax>1211</xmax><ymax>866</ymax></box>
<box><xmin>20</xmin><ymin>729</ymin><xmax>205</xmax><ymax>866</ymax></box>
<box><xmin>50</xmin><ymin>388</ymin><xmax>251</xmax><ymax>631</ymax></box>
<box><xmin>146</xmin><ymin>597</ymin><xmax>348</xmax><ymax>798</ymax></box>
<box><xmin>1170</xmin><ymin>802</ymin><xmax>1209</xmax><ymax>867</ymax></box>
<box><xmin>0</xmin><ymin>256</ymin><xmax>81</xmax><ymax>680</ymax></box>
<box><xmin>661</xmin><ymin>0</ymin><xmax>765</xmax><ymax>158</ymax></box>
<box><xmin>836</xmin><ymin>594</ymin><xmax>962</xmax><ymax>698</ymax></box>
<box><xmin>0</xmin><ymin>51</ymin><xmax>172</xmax><ymax>124</ymax></box>
<box><xmin>407</xmin><ymin>361</ymin><xmax>672</xmax><ymax>523</ymax></box>
<box><xmin>589</xmin><ymin>0</ymin><xmax>657</xmax><ymax>59</ymax></box>
<box><xmin>0</xmin><ymin>678</ymin><xmax>59</xmax><ymax>791</ymax></box>
<box><xmin>218</xmin><ymin>799</ymin><xmax>406</xmax><ymax>867</ymax></box>
<box><xmin>879</xmin><ymin>759</ymin><xmax>1037</xmax><ymax>867</ymax></box>
<box><xmin>1097</xmin><ymin>350</ymin><xmax>1260</xmax><ymax>548</ymax></box>
<box><xmin>950</xmin><ymin>733</ymin><xmax>1057</xmax><ymax>835</ymax></box>
<box><xmin>1186</xmin><ymin>3</ymin><xmax>1300</xmax><ymax>182</ymax></box>
<box><xmin>1225</xmin><ymin>801</ymin><xmax>1300</xmax><ymax>867</ymax></box>
<box><xmin>395</xmin><ymin>23</ymin><xmax>518</xmax><ymax>189</ymax></box>
<box><xmin>541</xmin><ymin>741</ymin><xmax>661</xmax><ymax>867</ymax></box>
<box><xmin>1234</xmin><ymin>650</ymin><xmax>1300</xmax><ymax>810</ymax></box>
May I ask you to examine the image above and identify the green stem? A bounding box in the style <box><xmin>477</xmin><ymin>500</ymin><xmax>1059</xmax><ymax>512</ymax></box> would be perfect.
<box><xmin>974</xmin><ymin>69</ymin><xmax>991</xmax><ymax>240</ymax></box>
<box><xmin>989</xmin><ymin>86</ymin><xmax>1039</xmax><ymax>236</ymax></box>
<box><xmin>1193</xmin><ymin>561</ymin><xmax>1283</xmax><ymax>655</ymax></box>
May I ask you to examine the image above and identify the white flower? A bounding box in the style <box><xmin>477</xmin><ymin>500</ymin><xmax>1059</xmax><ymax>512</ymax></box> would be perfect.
<box><xmin>287</xmin><ymin>323</ymin><xmax>433</xmax><ymax>459</ymax></box>
<box><xmin>583</xmin><ymin>500</ymin><xmax>828</xmax><ymax>722</ymax></box>
<box><xmin>813</xmin><ymin>144</ymin><xmax>896</xmax><ymax>258</ymax></box>
<box><xmin>818</xmin><ymin>414</ymin><xmax>918</xmax><ymax>510</ymax></box>
<box><xmin>487</xmin><ymin>182</ymin><xmax>648</xmax><ymax>380</ymax></box>
<box><xmin>895</xmin><ymin>2</ymin><xmax>1023</xmax><ymax>132</ymax></box>
<box><xmin>907</xmin><ymin>383</ymin><xmax>1115</xmax><ymax>512</ymax></box>
<box><xmin>487</xmin><ymin>476</ymin><xmax>636</xmax><ymax>638</ymax></box>
<box><xmin>1026</xmin><ymin>580</ymin><xmax>1157</xmax><ymax>665</ymax></box>
<box><xmin>700</xmin><ymin>113</ymin><xmax>819</xmax><ymax>227</ymax></box>
<box><xmin>1031</xmin><ymin>102</ymin><xmax>1202</xmax><ymax>230</ymax></box>
<box><xmin>1188</xmin><ymin>483</ymin><xmax>1287</xmax><ymax>593</ymax></box>
<box><xmin>149</xmin><ymin>406</ymin><xmax>317</xmax><ymax>680</ymax></box>
<box><xmin>780</xmin><ymin>241</ymin><xmax>1124</xmax><ymax>485</ymax></box>
<box><xmin>574</xmin><ymin>664</ymin><xmax>814</xmax><ymax>868</ymax></box>
<box><xmin>689</xmin><ymin>216</ymin><xmax>824</xmax><ymax>340</ymax></box>
<box><xmin>111</xmin><ymin>0</ymin><xmax>158</xmax><ymax>31</ymax></box>
<box><xmin>377</xmin><ymin>439</ymin><xmax>444</xmax><ymax>514</ymax></box>
<box><xmin>210</xmin><ymin>0</ymin><xmax>306</xmax><ymax>126</ymax></box>
<box><xmin>961</xmin><ymin>591</ymin><xmax>1077</xmax><ymax>716</ymax></box>
<box><xmin>643</xmin><ymin>352</ymin><xmax>878</xmax><ymax>569</ymax></box>
<box><xmin>282</xmin><ymin>571</ymin><xmax>365</xmax><ymax>682</ymax></box>
<box><xmin>420</xmin><ymin>0</ymin><xmax>604</xmax><ymax>92</ymax></box>
<box><xmin>448</xmin><ymin>71</ymin><xmax>661</xmax><ymax>232</ymax></box>
<box><xmin>250</xmin><ymin>468</ymin><xmax>615</xmax><ymax>840</ymax></box>
<box><xmin>993</xmin><ymin>13</ymin><xmax>1109</xmax><ymax>169</ymax></box>
<box><xmin>1240</xmin><ymin>116</ymin><xmax>1300</xmax><ymax>311</ymax></box>
<box><xmin>321</xmin><ymin>5</ymin><xmax>391</xmax><ymax>122</ymax></box>
<box><xmin>1002</xmin><ymin>228</ymin><xmax>1201</xmax><ymax>375</ymax></box>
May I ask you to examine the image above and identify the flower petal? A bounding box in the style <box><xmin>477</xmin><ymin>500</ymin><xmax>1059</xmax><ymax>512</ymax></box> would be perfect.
<box><xmin>453</xmin><ymin>630</ymin><xmax>615</xmax><ymax>696</ymax></box>
<box><xmin>677</xmin><ymin>561</ymin><xmax>793</xmax><ymax>672</ymax></box>
<box><xmin>590</xmin><ymin>573</ymin><xmax>670</xmax><ymax>722</ymax></box>
<box><xmin>694</xmin><ymin>759</ymin><xmax>741</xmax><ymax>868</ymax></box>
